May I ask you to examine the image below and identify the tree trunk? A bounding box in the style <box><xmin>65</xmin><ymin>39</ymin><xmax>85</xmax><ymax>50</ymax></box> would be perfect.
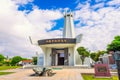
<box><xmin>80</xmin><ymin>56</ymin><xmax>85</xmax><ymax>65</ymax></box>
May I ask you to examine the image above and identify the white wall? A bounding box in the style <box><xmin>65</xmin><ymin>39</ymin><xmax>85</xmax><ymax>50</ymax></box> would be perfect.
<box><xmin>40</xmin><ymin>47</ymin><xmax>46</xmax><ymax>66</ymax></box>
<box><xmin>40</xmin><ymin>47</ymin><xmax>51</xmax><ymax>66</ymax></box>
<box><xmin>74</xmin><ymin>45</ymin><xmax>82</xmax><ymax>65</ymax></box>
<box><xmin>68</xmin><ymin>47</ymin><xmax>74</xmax><ymax>66</ymax></box>
<box><xmin>41</xmin><ymin>46</ymin><xmax>77</xmax><ymax>66</ymax></box>
<box><xmin>45</xmin><ymin>47</ymin><xmax>51</xmax><ymax>66</ymax></box>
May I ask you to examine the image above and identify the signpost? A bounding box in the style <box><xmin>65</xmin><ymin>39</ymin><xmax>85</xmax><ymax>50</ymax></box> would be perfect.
<box><xmin>94</xmin><ymin>64</ymin><xmax>111</xmax><ymax>77</ymax></box>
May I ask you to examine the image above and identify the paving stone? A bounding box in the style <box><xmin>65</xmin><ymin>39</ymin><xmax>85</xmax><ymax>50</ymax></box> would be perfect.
<box><xmin>0</xmin><ymin>68</ymin><xmax>95</xmax><ymax>80</ymax></box>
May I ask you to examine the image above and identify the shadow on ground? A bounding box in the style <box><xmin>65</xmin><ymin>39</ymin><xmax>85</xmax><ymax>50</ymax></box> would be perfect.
<box><xmin>29</xmin><ymin>73</ymin><xmax>56</xmax><ymax>77</ymax></box>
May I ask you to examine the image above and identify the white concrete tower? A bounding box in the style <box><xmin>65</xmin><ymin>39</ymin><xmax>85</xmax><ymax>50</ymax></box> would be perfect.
<box><xmin>63</xmin><ymin>11</ymin><xmax>75</xmax><ymax>38</ymax></box>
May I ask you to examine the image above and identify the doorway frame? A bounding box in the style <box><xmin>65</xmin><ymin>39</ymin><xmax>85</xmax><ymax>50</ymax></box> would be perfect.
<box><xmin>51</xmin><ymin>48</ymin><xmax>69</xmax><ymax>66</ymax></box>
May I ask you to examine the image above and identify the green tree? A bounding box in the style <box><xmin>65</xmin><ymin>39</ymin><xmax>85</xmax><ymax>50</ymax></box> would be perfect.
<box><xmin>0</xmin><ymin>54</ymin><xmax>5</xmax><ymax>62</ymax></box>
<box><xmin>0</xmin><ymin>54</ymin><xmax>5</xmax><ymax>66</ymax></box>
<box><xmin>4</xmin><ymin>60</ymin><xmax>11</xmax><ymax>66</ymax></box>
<box><xmin>11</xmin><ymin>56</ymin><xmax>22</xmax><ymax>66</ymax></box>
<box><xmin>90</xmin><ymin>52</ymin><xmax>96</xmax><ymax>61</ymax></box>
<box><xmin>32</xmin><ymin>57</ymin><xmax>37</xmax><ymax>65</ymax></box>
<box><xmin>94</xmin><ymin>50</ymin><xmax>106</xmax><ymax>61</ymax></box>
<box><xmin>77</xmin><ymin>47</ymin><xmax>90</xmax><ymax>64</ymax></box>
<box><xmin>107</xmin><ymin>36</ymin><xmax>120</xmax><ymax>51</ymax></box>
<box><xmin>22</xmin><ymin>58</ymin><xmax>28</xmax><ymax>60</ymax></box>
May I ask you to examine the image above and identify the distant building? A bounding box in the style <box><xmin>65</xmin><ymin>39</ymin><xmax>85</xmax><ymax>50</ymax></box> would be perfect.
<box><xmin>18</xmin><ymin>60</ymin><xmax>33</xmax><ymax>66</ymax></box>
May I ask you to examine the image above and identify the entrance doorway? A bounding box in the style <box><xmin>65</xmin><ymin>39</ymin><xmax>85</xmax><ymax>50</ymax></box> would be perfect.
<box><xmin>58</xmin><ymin>53</ymin><xmax>64</xmax><ymax>65</ymax></box>
<box><xmin>51</xmin><ymin>48</ymin><xmax>68</xmax><ymax>66</ymax></box>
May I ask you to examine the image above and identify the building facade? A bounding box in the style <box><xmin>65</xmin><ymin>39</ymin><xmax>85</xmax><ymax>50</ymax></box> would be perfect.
<box><xmin>37</xmin><ymin>12</ymin><xmax>82</xmax><ymax>66</ymax></box>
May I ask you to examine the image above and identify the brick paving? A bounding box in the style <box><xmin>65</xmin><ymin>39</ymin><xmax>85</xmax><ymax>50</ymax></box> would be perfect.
<box><xmin>0</xmin><ymin>68</ymin><xmax>95</xmax><ymax>80</ymax></box>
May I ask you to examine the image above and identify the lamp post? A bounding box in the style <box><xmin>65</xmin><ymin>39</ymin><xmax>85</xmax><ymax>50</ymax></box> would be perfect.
<box><xmin>113</xmin><ymin>51</ymin><xmax>120</xmax><ymax>80</ymax></box>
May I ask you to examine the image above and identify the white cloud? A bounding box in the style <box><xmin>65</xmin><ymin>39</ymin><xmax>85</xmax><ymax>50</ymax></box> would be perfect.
<box><xmin>91</xmin><ymin>2</ymin><xmax>105</xmax><ymax>9</ymax></box>
<box><xmin>95</xmin><ymin>0</ymin><xmax>102</xmax><ymax>3</ymax></box>
<box><xmin>75</xmin><ymin>1</ymin><xmax>120</xmax><ymax>52</ymax></box>
<box><xmin>107</xmin><ymin>0</ymin><xmax>120</xmax><ymax>6</ymax></box>
<box><xmin>26</xmin><ymin>8</ymin><xmax>62</xmax><ymax>32</ymax></box>
<box><xmin>12</xmin><ymin>0</ymin><xmax>33</xmax><ymax>5</ymax></box>
<box><xmin>0</xmin><ymin>0</ymin><xmax>63</xmax><ymax>58</ymax></box>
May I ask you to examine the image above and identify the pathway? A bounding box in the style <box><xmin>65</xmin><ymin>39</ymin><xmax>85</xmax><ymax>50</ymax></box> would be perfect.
<box><xmin>0</xmin><ymin>68</ymin><xmax>95</xmax><ymax>80</ymax></box>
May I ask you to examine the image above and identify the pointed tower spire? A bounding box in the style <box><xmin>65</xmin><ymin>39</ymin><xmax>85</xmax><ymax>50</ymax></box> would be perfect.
<box><xmin>63</xmin><ymin>11</ymin><xmax>75</xmax><ymax>38</ymax></box>
<box><xmin>65</xmin><ymin>9</ymin><xmax>67</xmax><ymax>15</ymax></box>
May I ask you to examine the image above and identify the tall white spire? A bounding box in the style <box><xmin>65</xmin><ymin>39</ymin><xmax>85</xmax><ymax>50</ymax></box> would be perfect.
<box><xmin>63</xmin><ymin>11</ymin><xmax>75</xmax><ymax>38</ymax></box>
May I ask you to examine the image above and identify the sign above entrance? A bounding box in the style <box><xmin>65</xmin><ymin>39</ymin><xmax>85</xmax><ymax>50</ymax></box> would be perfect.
<box><xmin>38</xmin><ymin>38</ymin><xmax>76</xmax><ymax>45</ymax></box>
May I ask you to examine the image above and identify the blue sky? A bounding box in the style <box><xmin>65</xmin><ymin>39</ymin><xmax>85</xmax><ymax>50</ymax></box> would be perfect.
<box><xmin>18</xmin><ymin>0</ymin><xmax>112</xmax><ymax>11</ymax></box>
<box><xmin>0</xmin><ymin>0</ymin><xmax>120</xmax><ymax>58</ymax></box>
<box><xmin>17</xmin><ymin>0</ymin><xmax>116</xmax><ymax>31</ymax></box>
<box><xmin>18</xmin><ymin>0</ymin><xmax>77</xmax><ymax>11</ymax></box>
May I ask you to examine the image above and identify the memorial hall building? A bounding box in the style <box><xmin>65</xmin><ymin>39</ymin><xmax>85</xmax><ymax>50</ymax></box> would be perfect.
<box><xmin>37</xmin><ymin>12</ymin><xmax>82</xmax><ymax>66</ymax></box>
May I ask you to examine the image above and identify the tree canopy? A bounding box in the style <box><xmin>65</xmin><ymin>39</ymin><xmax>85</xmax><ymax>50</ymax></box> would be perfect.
<box><xmin>90</xmin><ymin>50</ymin><xmax>106</xmax><ymax>61</ymax></box>
<box><xmin>107</xmin><ymin>36</ymin><xmax>120</xmax><ymax>51</ymax></box>
<box><xmin>77</xmin><ymin>47</ymin><xmax>90</xmax><ymax>64</ymax></box>
<box><xmin>0</xmin><ymin>54</ymin><xmax>5</xmax><ymax>62</ymax></box>
<box><xmin>11</xmin><ymin>56</ymin><xmax>22</xmax><ymax>66</ymax></box>
<box><xmin>90</xmin><ymin>52</ymin><xmax>96</xmax><ymax>61</ymax></box>
<box><xmin>32</xmin><ymin>57</ymin><xmax>37</xmax><ymax>65</ymax></box>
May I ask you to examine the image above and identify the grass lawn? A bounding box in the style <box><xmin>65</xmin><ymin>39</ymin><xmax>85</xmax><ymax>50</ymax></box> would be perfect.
<box><xmin>0</xmin><ymin>66</ymin><xmax>21</xmax><ymax>70</ymax></box>
<box><xmin>82</xmin><ymin>74</ymin><xmax>118</xmax><ymax>80</ymax></box>
<box><xmin>52</xmin><ymin>68</ymin><xmax>63</xmax><ymax>70</ymax></box>
<box><xmin>0</xmin><ymin>72</ymin><xmax>14</xmax><ymax>75</ymax></box>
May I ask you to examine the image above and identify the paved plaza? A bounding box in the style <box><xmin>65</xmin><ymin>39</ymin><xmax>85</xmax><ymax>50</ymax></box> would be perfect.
<box><xmin>0</xmin><ymin>68</ymin><xmax>95</xmax><ymax>80</ymax></box>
